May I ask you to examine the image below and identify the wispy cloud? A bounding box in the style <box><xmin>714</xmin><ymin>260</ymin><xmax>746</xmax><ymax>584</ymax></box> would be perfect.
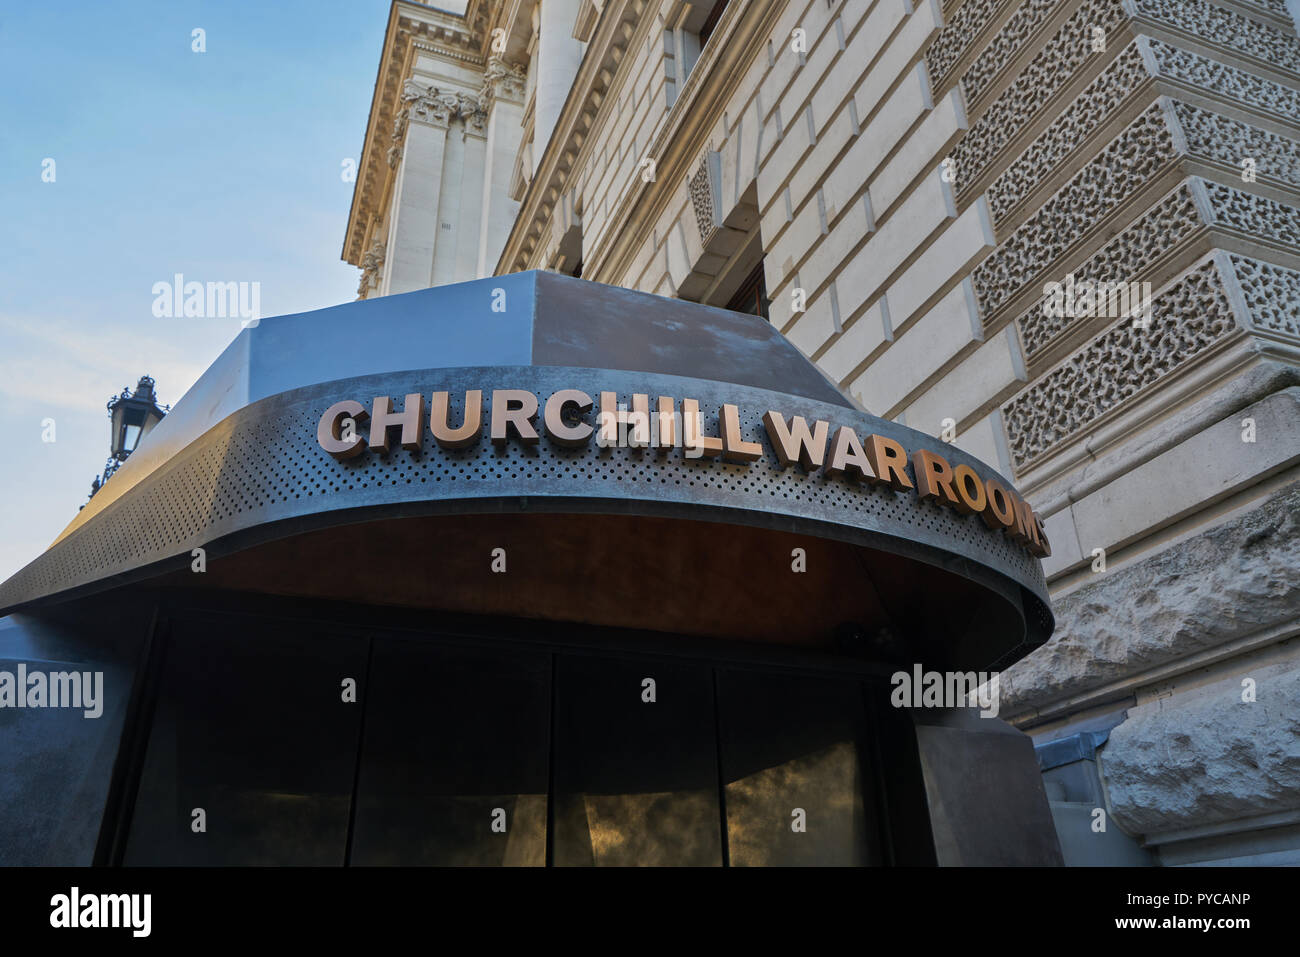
<box><xmin>0</xmin><ymin>311</ymin><xmax>217</xmax><ymax>415</ymax></box>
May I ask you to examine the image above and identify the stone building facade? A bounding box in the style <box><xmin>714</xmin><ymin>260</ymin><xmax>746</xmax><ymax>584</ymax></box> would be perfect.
<box><xmin>343</xmin><ymin>0</ymin><xmax>1300</xmax><ymax>865</ymax></box>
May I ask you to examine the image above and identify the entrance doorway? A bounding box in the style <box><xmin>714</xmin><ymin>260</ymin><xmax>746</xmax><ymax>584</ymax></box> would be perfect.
<box><xmin>118</xmin><ymin>601</ymin><xmax>906</xmax><ymax>866</ymax></box>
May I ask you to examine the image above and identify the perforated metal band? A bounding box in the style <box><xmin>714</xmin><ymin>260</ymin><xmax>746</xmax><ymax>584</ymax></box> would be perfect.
<box><xmin>0</xmin><ymin>366</ymin><xmax>1052</xmax><ymax>644</ymax></box>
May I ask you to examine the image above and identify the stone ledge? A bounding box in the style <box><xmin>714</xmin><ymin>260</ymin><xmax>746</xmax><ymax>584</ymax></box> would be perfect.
<box><xmin>1100</xmin><ymin>656</ymin><xmax>1300</xmax><ymax>835</ymax></box>
<box><xmin>1002</xmin><ymin>476</ymin><xmax>1300</xmax><ymax>716</ymax></box>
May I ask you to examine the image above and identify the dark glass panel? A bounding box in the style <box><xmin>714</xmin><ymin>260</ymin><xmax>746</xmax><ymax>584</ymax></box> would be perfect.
<box><xmin>724</xmin><ymin>262</ymin><xmax>771</xmax><ymax>321</ymax></box>
<box><xmin>552</xmin><ymin>654</ymin><xmax>722</xmax><ymax>866</ymax></box>
<box><xmin>699</xmin><ymin>0</ymin><xmax>730</xmax><ymax>48</ymax></box>
<box><xmin>124</xmin><ymin>619</ymin><xmax>367</xmax><ymax>865</ymax></box>
<box><xmin>350</xmin><ymin>639</ymin><xmax>550</xmax><ymax>866</ymax></box>
<box><xmin>717</xmin><ymin>670</ymin><xmax>879</xmax><ymax>866</ymax></box>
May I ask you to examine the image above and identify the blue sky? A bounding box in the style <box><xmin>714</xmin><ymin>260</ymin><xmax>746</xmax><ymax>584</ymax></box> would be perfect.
<box><xmin>0</xmin><ymin>1</ymin><xmax>409</xmax><ymax>581</ymax></box>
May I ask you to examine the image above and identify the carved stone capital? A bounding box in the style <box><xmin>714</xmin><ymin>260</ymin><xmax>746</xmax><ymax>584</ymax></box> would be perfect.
<box><xmin>455</xmin><ymin>92</ymin><xmax>487</xmax><ymax>137</ymax></box>
<box><xmin>479</xmin><ymin>55</ymin><xmax>527</xmax><ymax>106</ymax></box>
<box><xmin>402</xmin><ymin>80</ymin><xmax>455</xmax><ymax>128</ymax></box>
<box><xmin>358</xmin><ymin>238</ymin><xmax>386</xmax><ymax>298</ymax></box>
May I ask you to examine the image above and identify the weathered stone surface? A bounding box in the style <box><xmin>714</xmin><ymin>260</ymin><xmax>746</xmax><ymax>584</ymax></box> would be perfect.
<box><xmin>1100</xmin><ymin>662</ymin><xmax>1300</xmax><ymax>834</ymax></box>
<box><xmin>1001</xmin><ymin>480</ymin><xmax>1300</xmax><ymax>715</ymax></box>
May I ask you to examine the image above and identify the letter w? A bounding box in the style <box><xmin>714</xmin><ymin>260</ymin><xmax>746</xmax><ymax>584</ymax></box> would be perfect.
<box><xmin>762</xmin><ymin>411</ymin><xmax>829</xmax><ymax>470</ymax></box>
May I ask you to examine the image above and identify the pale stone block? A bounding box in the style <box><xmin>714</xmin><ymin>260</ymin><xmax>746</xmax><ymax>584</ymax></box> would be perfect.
<box><xmin>1000</xmin><ymin>483</ymin><xmax>1300</xmax><ymax>720</ymax></box>
<box><xmin>1102</xmin><ymin>656</ymin><xmax>1300</xmax><ymax>835</ymax></box>
<box><xmin>666</xmin><ymin>220</ymin><xmax>691</xmax><ymax>291</ymax></box>
<box><xmin>759</xmin><ymin>0</ymin><xmax>821</xmax><ymax>126</ymax></box>
<box><xmin>758</xmin><ymin>97</ymin><xmax>816</xmax><ymax>206</ymax></box>
<box><xmin>818</xmin><ymin>297</ymin><xmax>891</xmax><ymax>383</ymax></box>
<box><xmin>903</xmin><ymin>326</ymin><xmax>1028</xmax><ymax>433</ymax></box>
<box><xmin>822</xmin><ymin>67</ymin><xmax>929</xmax><ymax>225</ymax></box>
<box><xmin>788</xmin><ymin>106</ymin><xmax>857</xmax><ymax>223</ymax></box>
<box><xmin>851</xmin><ymin>0</ymin><xmax>941</xmax><ymax>123</ymax></box>
<box><xmin>477</xmin><ymin>97</ymin><xmax>526</xmax><ymax>277</ymax></box>
<box><xmin>721</xmin><ymin>111</ymin><xmax>757</xmax><ymax>214</ymax></box>
<box><xmin>1072</xmin><ymin>389</ymin><xmax>1300</xmax><ymax>555</ymax></box>
<box><xmin>445</xmin><ymin>132</ymin><xmax>486</xmax><ymax>284</ymax></box>
<box><xmin>867</xmin><ymin>88</ymin><xmax>965</xmax><ymax>220</ymax></box>
<box><xmin>951</xmin><ymin>412</ymin><xmax>1005</xmax><ymax>475</ymax></box>
<box><xmin>769</xmin><ymin>283</ymin><xmax>796</xmax><ymax>330</ymax></box>
<box><xmin>760</xmin><ymin>189</ymin><xmax>804</xmax><ymax>282</ymax></box>
<box><xmin>734</xmin><ymin>97</ymin><xmax>764</xmax><ymax>199</ymax></box>
<box><xmin>849</xmin><ymin>279</ymin><xmax>979</xmax><ymax>416</ymax></box>
<box><xmin>816</xmin><ymin>0</ymin><xmax>909</xmax><ymax>130</ymax></box>
<box><xmin>534</xmin><ymin>0</ymin><xmax>585</xmax><ymax>173</ymax></box>
<box><xmin>1040</xmin><ymin>504</ymin><xmax>1085</xmax><ymax>579</ymax></box>
<box><xmin>677</xmin><ymin>202</ymin><xmax>706</xmax><ymax>272</ymax></box>
<box><xmin>886</xmin><ymin>199</ymin><xmax>994</xmax><ymax>331</ymax></box>
<box><xmin>834</xmin><ymin>172</ymin><xmax>952</xmax><ymax>322</ymax></box>
<box><xmin>811</xmin><ymin>0</ymin><xmax>904</xmax><ymax>139</ymax></box>
<box><xmin>765</xmin><ymin>197</ymin><xmax>834</xmax><ymax>292</ymax></box>
<box><xmin>784</xmin><ymin>291</ymin><xmax>838</xmax><ymax>357</ymax></box>
<box><xmin>775</xmin><ymin>5</ymin><xmax>847</xmax><ymax>133</ymax></box>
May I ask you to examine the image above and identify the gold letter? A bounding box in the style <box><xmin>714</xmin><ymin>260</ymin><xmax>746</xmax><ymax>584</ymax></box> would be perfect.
<box><xmin>720</xmin><ymin>404</ymin><xmax>763</xmax><ymax>463</ymax></box>
<box><xmin>544</xmin><ymin>389</ymin><xmax>594</xmax><ymax>448</ymax></box>
<box><xmin>825</xmin><ymin>426</ymin><xmax>876</xmax><ymax>481</ymax></box>
<box><xmin>369</xmin><ymin>393</ymin><xmax>425</xmax><ymax>453</ymax></box>
<box><xmin>429</xmin><ymin>390</ymin><xmax>482</xmax><ymax>448</ymax></box>
<box><xmin>317</xmin><ymin>400</ymin><xmax>368</xmax><ymax>460</ymax></box>
<box><xmin>762</xmin><ymin>411</ymin><xmax>829</xmax><ymax>470</ymax></box>
<box><xmin>912</xmin><ymin>449</ymin><xmax>960</xmax><ymax>508</ymax></box>
<box><xmin>864</xmin><ymin>435</ymin><xmax>913</xmax><ymax>490</ymax></box>
<box><xmin>490</xmin><ymin>390</ymin><xmax>540</xmax><ymax>446</ymax></box>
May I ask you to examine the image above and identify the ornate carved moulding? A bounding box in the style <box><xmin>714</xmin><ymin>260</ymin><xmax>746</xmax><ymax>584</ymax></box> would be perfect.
<box><xmin>1001</xmin><ymin>250</ymin><xmax>1300</xmax><ymax>473</ymax></box>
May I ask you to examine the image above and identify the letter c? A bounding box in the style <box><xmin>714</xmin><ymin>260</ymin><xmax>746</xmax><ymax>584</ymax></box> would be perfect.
<box><xmin>318</xmin><ymin>400</ymin><xmax>369</xmax><ymax>460</ymax></box>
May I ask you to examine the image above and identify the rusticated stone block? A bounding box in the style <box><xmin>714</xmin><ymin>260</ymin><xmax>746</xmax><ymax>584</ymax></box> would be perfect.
<box><xmin>1101</xmin><ymin>661</ymin><xmax>1300</xmax><ymax>834</ymax></box>
<box><xmin>950</xmin><ymin>0</ymin><xmax>1128</xmax><ymax>197</ymax></box>
<box><xmin>1001</xmin><ymin>477</ymin><xmax>1300</xmax><ymax>716</ymax></box>
<box><xmin>1002</xmin><ymin>256</ymin><xmax>1238</xmax><ymax>470</ymax></box>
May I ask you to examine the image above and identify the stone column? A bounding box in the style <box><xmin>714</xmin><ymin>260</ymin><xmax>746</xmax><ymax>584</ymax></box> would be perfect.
<box><xmin>383</xmin><ymin>82</ymin><xmax>454</xmax><ymax>295</ymax></box>
<box><xmin>532</xmin><ymin>0</ymin><xmax>584</xmax><ymax>175</ymax></box>
<box><xmin>453</xmin><ymin>94</ymin><xmax>490</xmax><ymax>283</ymax></box>
<box><xmin>476</xmin><ymin>57</ymin><xmax>528</xmax><ymax>277</ymax></box>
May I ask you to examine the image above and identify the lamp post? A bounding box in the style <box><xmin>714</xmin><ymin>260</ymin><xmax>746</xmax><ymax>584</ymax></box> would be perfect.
<box><xmin>87</xmin><ymin>376</ymin><xmax>168</xmax><ymax>502</ymax></box>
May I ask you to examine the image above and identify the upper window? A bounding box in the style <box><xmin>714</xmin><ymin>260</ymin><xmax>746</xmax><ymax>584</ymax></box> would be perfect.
<box><xmin>725</xmin><ymin>262</ymin><xmax>771</xmax><ymax>322</ymax></box>
<box><xmin>699</xmin><ymin>0</ymin><xmax>730</xmax><ymax>49</ymax></box>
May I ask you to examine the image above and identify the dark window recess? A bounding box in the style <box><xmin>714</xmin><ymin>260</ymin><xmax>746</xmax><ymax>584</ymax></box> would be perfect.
<box><xmin>349</xmin><ymin>639</ymin><xmax>550</xmax><ymax>865</ymax></box>
<box><xmin>121</xmin><ymin>615</ymin><xmax>892</xmax><ymax>866</ymax></box>
<box><xmin>699</xmin><ymin>0</ymin><xmax>731</xmax><ymax>49</ymax></box>
<box><xmin>123</xmin><ymin>620</ymin><xmax>367</xmax><ymax>865</ymax></box>
<box><xmin>716</xmin><ymin>670</ymin><xmax>882</xmax><ymax>866</ymax></box>
<box><xmin>725</xmin><ymin>262</ymin><xmax>771</xmax><ymax>321</ymax></box>
<box><xmin>552</xmin><ymin>655</ymin><xmax>723</xmax><ymax>866</ymax></box>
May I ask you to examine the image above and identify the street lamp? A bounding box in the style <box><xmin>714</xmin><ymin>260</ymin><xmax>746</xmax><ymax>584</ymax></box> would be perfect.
<box><xmin>108</xmin><ymin>375</ymin><xmax>167</xmax><ymax>461</ymax></box>
<box><xmin>87</xmin><ymin>376</ymin><xmax>168</xmax><ymax>502</ymax></box>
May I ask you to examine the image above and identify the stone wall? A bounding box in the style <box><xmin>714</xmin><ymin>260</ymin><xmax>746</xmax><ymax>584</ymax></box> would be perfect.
<box><xmin>522</xmin><ymin>0</ymin><xmax>1300</xmax><ymax>863</ymax></box>
<box><xmin>349</xmin><ymin>0</ymin><xmax>1300</xmax><ymax>863</ymax></box>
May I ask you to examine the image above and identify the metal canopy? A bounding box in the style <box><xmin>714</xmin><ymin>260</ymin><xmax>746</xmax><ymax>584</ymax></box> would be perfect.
<box><xmin>0</xmin><ymin>272</ymin><xmax>1052</xmax><ymax>668</ymax></box>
